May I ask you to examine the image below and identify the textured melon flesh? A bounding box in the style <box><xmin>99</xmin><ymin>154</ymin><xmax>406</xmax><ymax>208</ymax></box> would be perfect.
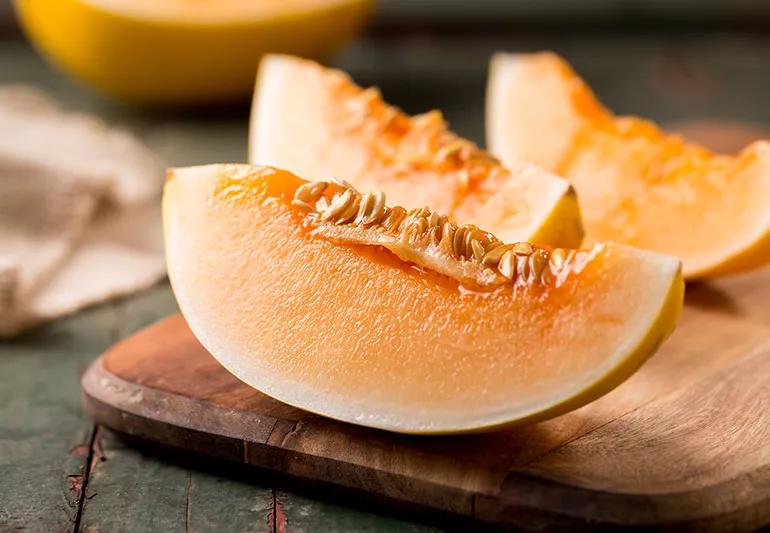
<box><xmin>487</xmin><ymin>52</ymin><xmax>770</xmax><ymax>278</ymax></box>
<box><xmin>164</xmin><ymin>164</ymin><xmax>682</xmax><ymax>434</ymax></box>
<box><xmin>250</xmin><ymin>54</ymin><xmax>583</xmax><ymax>249</ymax></box>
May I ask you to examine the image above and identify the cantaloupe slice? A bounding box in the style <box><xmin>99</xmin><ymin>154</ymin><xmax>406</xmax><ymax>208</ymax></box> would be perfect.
<box><xmin>486</xmin><ymin>52</ymin><xmax>770</xmax><ymax>278</ymax></box>
<box><xmin>250</xmin><ymin>54</ymin><xmax>583</xmax><ymax>248</ymax></box>
<box><xmin>163</xmin><ymin>163</ymin><xmax>683</xmax><ymax>434</ymax></box>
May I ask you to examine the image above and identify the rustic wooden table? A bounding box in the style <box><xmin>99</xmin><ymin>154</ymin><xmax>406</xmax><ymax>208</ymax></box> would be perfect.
<box><xmin>2</xmin><ymin>26</ymin><xmax>770</xmax><ymax>531</ymax></box>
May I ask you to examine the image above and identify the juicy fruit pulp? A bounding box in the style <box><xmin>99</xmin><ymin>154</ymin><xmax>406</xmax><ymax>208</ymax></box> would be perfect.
<box><xmin>164</xmin><ymin>164</ymin><xmax>684</xmax><ymax>434</ymax></box>
<box><xmin>14</xmin><ymin>0</ymin><xmax>370</xmax><ymax>104</ymax></box>
<box><xmin>250</xmin><ymin>54</ymin><xmax>583</xmax><ymax>248</ymax></box>
<box><xmin>486</xmin><ymin>52</ymin><xmax>770</xmax><ymax>278</ymax></box>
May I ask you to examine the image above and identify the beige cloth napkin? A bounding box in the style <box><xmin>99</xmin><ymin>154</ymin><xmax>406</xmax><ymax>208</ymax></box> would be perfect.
<box><xmin>0</xmin><ymin>86</ymin><xmax>166</xmax><ymax>337</ymax></box>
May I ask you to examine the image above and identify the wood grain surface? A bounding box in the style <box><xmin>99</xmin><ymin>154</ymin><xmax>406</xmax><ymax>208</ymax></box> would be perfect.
<box><xmin>81</xmin><ymin>265</ymin><xmax>770</xmax><ymax>530</ymax></box>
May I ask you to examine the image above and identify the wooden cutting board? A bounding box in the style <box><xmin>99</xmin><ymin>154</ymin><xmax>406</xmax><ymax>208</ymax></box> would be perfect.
<box><xmin>81</xmin><ymin>268</ymin><xmax>770</xmax><ymax>530</ymax></box>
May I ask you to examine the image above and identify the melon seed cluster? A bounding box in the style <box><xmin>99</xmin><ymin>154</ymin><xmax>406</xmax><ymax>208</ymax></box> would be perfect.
<box><xmin>346</xmin><ymin>88</ymin><xmax>501</xmax><ymax>189</ymax></box>
<box><xmin>292</xmin><ymin>178</ymin><xmax>574</xmax><ymax>285</ymax></box>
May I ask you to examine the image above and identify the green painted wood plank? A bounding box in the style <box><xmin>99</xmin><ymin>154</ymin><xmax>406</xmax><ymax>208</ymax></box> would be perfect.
<box><xmin>79</xmin><ymin>427</ymin><xmax>273</xmax><ymax>532</ymax></box>
<box><xmin>78</xmin><ymin>286</ymin><xmax>274</xmax><ymax>532</ymax></box>
<box><xmin>0</xmin><ymin>303</ymin><xmax>119</xmax><ymax>530</ymax></box>
<box><xmin>186</xmin><ymin>470</ymin><xmax>273</xmax><ymax>533</ymax></box>
<box><xmin>275</xmin><ymin>491</ymin><xmax>444</xmax><ymax>533</ymax></box>
<box><xmin>0</xmin><ymin>283</ymin><xmax>181</xmax><ymax>531</ymax></box>
<box><xmin>80</xmin><ymin>428</ymin><xmax>189</xmax><ymax>533</ymax></box>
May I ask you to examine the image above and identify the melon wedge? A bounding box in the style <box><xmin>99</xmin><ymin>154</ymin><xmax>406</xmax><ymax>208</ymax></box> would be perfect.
<box><xmin>14</xmin><ymin>0</ymin><xmax>370</xmax><ymax>104</ymax></box>
<box><xmin>486</xmin><ymin>52</ymin><xmax>770</xmax><ymax>278</ymax></box>
<box><xmin>164</xmin><ymin>163</ymin><xmax>683</xmax><ymax>434</ymax></box>
<box><xmin>250</xmin><ymin>54</ymin><xmax>583</xmax><ymax>248</ymax></box>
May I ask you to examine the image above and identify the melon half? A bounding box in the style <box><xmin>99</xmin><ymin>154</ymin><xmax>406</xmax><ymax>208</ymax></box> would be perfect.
<box><xmin>14</xmin><ymin>0</ymin><xmax>370</xmax><ymax>104</ymax></box>
<box><xmin>487</xmin><ymin>52</ymin><xmax>770</xmax><ymax>278</ymax></box>
<box><xmin>250</xmin><ymin>54</ymin><xmax>583</xmax><ymax>249</ymax></box>
<box><xmin>163</xmin><ymin>164</ymin><xmax>684</xmax><ymax>434</ymax></box>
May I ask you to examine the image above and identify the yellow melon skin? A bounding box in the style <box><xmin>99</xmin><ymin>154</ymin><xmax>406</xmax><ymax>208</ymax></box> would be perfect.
<box><xmin>163</xmin><ymin>164</ymin><xmax>683</xmax><ymax>434</ymax></box>
<box><xmin>250</xmin><ymin>54</ymin><xmax>584</xmax><ymax>249</ymax></box>
<box><xmin>487</xmin><ymin>52</ymin><xmax>770</xmax><ymax>279</ymax></box>
<box><xmin>13</xmin><ymin>0</ymin><xmax>370</xmax><ymax>105</ymax></box>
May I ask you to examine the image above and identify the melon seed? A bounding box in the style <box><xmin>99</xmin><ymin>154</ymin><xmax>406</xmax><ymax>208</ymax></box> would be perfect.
<box><xmin>481</xmin><ymin>244</ymin><xmax>511</xmax><ymax>266</ymax></box>
<box><xmin>529</xmin><ymin>249</ymin><xmax>549</xmax><ymax>280</ymax></box>
<box><xmin>551</xmin><ymin>248</ymin><xmax>567</xmax><ymax>269</ymax></box>
<box><xmin>498</xmin><ymin>250</ymin><xmax>516</xmax><ymax>279</ymax></box>
<box><xmin>321</xmin><ymin>189</ymin><xmax>355</xmax><ymax>221</ymax></box>
<box><xmin>513</xmin><ymin>242</ymin><xmax>534</xmax><ymax>256</ymax></box>
<box><xmin>471</xmin><ymin>239</ymin><xmax>486</xmax><ymax>261</ymax></box>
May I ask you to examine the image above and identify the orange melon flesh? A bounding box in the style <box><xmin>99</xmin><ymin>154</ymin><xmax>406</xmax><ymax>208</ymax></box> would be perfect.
<box><xmin>164</xmin><ymin>164</ymin><xmax>683</xmax><ymax>434</ymax></box>
<box><xmin>250</xmin><ymin>54</ymin><xmax>583</xmax><ymax>249</ymax></box>
<box><xmin>486</xmin><ymin>52</ymin><xmax>770</xmax><ymax>278</ymax></box>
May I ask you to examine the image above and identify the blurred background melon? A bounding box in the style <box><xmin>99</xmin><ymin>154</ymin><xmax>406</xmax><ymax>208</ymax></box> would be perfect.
<box><xmin>12</xmin><ymin>0</ymin><xmax>371</xmax><ymax>105</ymax></box>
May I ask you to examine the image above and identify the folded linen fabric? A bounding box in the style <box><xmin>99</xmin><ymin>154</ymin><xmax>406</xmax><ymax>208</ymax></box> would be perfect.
<box><xmin>0</xmin><ymin>86</ymin><xmax>166</xmax><ymax>337</ymax></box>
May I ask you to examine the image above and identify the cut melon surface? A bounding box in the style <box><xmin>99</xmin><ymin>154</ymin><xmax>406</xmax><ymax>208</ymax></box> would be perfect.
<box><xmin>486</xmin><ymin>52</ymin><xmax>770</xmax><ymax>278</ymax></box>
<box><xmin>250</xmin><ymin>54</ymin><xmax>583</xmax><ymax>249</ymax></box>
<box><xmin>164</xmin><ymin>163</ymin><xmax>683</xmax><ymax>434</ymax></box>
